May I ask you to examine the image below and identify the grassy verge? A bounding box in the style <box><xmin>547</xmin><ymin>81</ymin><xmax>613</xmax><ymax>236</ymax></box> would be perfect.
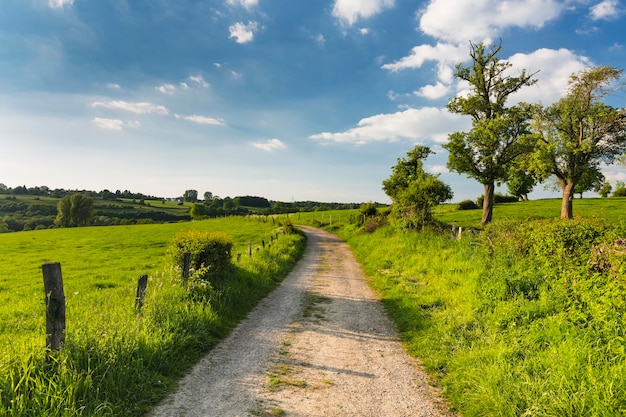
<box><xmin>318</xmin><ymin>213</ymin><xmax>626</xmax><ymax>416</ymax></box>
<box><xmin>0</xmin><ymin>217</ymin><xmax>305</xmax><ymax>416</ymax></box>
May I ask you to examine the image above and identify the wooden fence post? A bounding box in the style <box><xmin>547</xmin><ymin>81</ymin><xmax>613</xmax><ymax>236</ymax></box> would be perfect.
<box><xmin>248</xmin><ymin>240</ymin><xmax>252</xmax><ymax>257</ymax></box>
<box><xmin>135</xmin><ymin>274</ymin><xmax>148</xmax><ymax>311</ymax></box>
<box><xmin>42</xmin><ymin>262</ymin><xmax>65</xmax><ymax>351</ymax></box>
<box><xmin>182</xmin><ymin>252</ymin><xmax>191</xmax><ymax>282</ymax></box>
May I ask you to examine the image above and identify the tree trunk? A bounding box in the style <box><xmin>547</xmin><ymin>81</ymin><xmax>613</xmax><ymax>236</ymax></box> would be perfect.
<box><xmin>561</xmin><ymin>181</ymin><xmax>576</xmax><ymax>219</ymax></box>
<box><xmin>481</xmin><ymin>182</ymin><xmax>495</xmax><ymax>225</ymax></box>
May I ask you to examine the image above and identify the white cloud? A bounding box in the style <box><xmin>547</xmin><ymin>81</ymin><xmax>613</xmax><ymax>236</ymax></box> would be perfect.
<box><xmin>91</xmin><ymin>100</ymin><xmax>169</xmax><ymax>115</ymax></box>
<box><xmin>183</xmin><ymin>115</ymin><xmax>226</xmax><ymax>126</ymax></box>
<box><xmin>126</xmin><ymin>120</ymin><xmax>141</xmax><ymax>128</ymax></box>
<box><xmin>382</xmin><ymin>42</ymin><xmax>466</xmax><ymax>78</ymax></box>
<box><xmin>49</xmin><ymin>0</ymin><xmax>74</xmax><ymax>8</ymax></box>
<box><xmin>189</xmin><ymin>74</ymin><xmax>209</xmax><ymax>88</ymax></box>
<box><xmin>179</xmin><ymin>82</ymin><xmax>189</xmax><ymax>90</ymax></box>
<box><xmin>92</xmin><ymin>118</ymin><xmax>124</xmax><ymax>131</ymax></box>
<box><xmin>419</xmin><ymin>0</ymin><xmax>563</xmax><ymax>44</ymax></box>
<box><xmin>590</xmin><ymin>0</ymin><xmax>620</xmax><ymax>20</ymax></box>
<box><xmin>359</xmin><ymin>28</ymin><xmax>370</xmax><ymax>35</ymax></box>
<box><xmin>414</xmin><ymin>82</ymin><xmax>451</xmax><ymax>100</ymax></box>
<box><xmin>332</xmin><ymin>0</ymin><xmax>395</xmax><ymax>26</ymax></box>
<box><xmin>428</xmin><ymin>164</ymin><xmax>449</xmax><ymax>174</ymax></box>
<box><xmin>316</xmin><ymin>34</ymin><xmax>326</xmax><ymax>45</ymax></box>
<box><xmin>226</xmin><ymin>0</ymin><xmax>258</xmax><ymax>9</ymax></box>
<box><xmin>229</xmin><ymin>21</ymin><xmax>259</xmax><ymax>44</ymax></box>
<box><xmin>310</xmin><ymin>107</ymin><xmax>470</xmax><ymax>145</ymax></box>
<box><xmin>156</xmin><ymin>83</ymin><xmax>177</xmax><ymax>94</ymax></box>
<box><xmin>506</xmin><ymin>48</ymin><xmax>591</xmax><ymax>104</ymax></box>
<box><xmin>252</xmin><ymin>138</ymin><xmax>287</xmax><ymax>151</ymax></box>
<box><xmin>106</xmin><ymin>83</ymin><xmax>121</xmax><ymax>90</ymax></box>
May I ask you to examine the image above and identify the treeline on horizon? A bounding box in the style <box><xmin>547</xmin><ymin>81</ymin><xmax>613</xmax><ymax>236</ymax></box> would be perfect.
<box><xmin>0</xmin><ymin>183</ymin><xmax>370</xmax><ymax>233</ymax></box>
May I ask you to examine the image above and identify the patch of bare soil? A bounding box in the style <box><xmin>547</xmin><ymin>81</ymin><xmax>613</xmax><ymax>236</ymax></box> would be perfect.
<box><xmin>149</xmin><ymin>226</ymin><xmax>455</xmax><ymax>417</ymax></box>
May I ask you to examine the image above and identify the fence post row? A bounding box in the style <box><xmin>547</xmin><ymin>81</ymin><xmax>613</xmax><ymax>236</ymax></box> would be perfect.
<box><xmin>42</xmin><ymin>262</ymin><xmax>66</xmax><ymax>351</ymax></box>
<box><xmin>182</xmin><ymin>252</ymin><xmax>191</xmax><ymax>282</ymax></box>
<box><xmin>135</xmin><ymin>274</ymin><xmax>148</xmax><ymax>311</ymax></box>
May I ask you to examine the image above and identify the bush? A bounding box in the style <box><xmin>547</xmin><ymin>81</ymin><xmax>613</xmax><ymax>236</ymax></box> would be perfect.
<box><xmin>457</xmin><ymin>199</ymin><xmax>479</xmax><ymax>210</ymax></box>
<box><xmin>169</xmin><ymin>230</ymin><xmax>233</xmax><ymax>281</ymax></box>
<box><xmin>476</xmin><ymin>193</ymin><xmax>518</xmax><ymax>207</ymax></box>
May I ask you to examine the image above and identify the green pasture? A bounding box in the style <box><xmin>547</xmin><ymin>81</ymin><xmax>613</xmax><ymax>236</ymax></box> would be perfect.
<box><xmin>434</xmin><ymin>197</ymin><xmax>626</xmax><ymax>228</ymax></box>
<box><xmin>0</xmin><ymin>217</ymin><xmax>305</xmax><ymax>416</ymax></box>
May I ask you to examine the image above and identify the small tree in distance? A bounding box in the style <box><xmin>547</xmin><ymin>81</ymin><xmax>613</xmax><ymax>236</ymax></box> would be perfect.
<box><xmin>55</xmin><ymin>193</ymin><xmax>94</xmax><ymax>227</ymax></box>
<box><xmin>383</xmin><ymin>146</ymin><xmax>453</xmax><ymax>230</ymax></box>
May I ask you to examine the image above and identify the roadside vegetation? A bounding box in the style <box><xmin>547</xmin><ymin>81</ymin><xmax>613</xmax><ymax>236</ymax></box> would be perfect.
<box><xmin>291</xmin><ymin>198</ymin><xmax>626</xmax><ymax>416</ymax></box>
<box><xmin>0</xmin><ymin>217</ymin><xmax>305</xmax><ymax>416</ymax></box>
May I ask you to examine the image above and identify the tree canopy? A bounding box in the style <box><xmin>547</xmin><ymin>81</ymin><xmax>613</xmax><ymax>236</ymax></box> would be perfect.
<box><xmin>444</xmin><ymin>41</ymin><xmax>537</xmax><ymax>224</ymax></box>
<box><xmin>527</xmin><ymin>66</ymin><xmax>626</xmax><ymax>218</ymax></box>
<box><xmin>55</xmin><ymin>193</ymin><xmax>94</xmax><ymax>227</ymax></box>
<box><xmin>383</xmin><ymin>146</ymin><xmax>453</xmax><ymax>230</ymax></box>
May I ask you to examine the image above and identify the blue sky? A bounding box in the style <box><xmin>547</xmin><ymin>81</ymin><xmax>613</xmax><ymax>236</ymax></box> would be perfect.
<box><xmin>1</xmin><ymin>0</ymin><xmax>625</xmax><ymax>203</ymax></box>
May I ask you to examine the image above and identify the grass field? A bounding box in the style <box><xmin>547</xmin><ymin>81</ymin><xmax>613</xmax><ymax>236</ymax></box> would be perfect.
<box><xmin>305</xmin><ymin>199</ymin><xmax>626</xmax><ymax>416</ymax></box>
<box><xmin>0</xmin><ymin>216</ymin><xmax>305</xmax><ymax>416</ymax></box>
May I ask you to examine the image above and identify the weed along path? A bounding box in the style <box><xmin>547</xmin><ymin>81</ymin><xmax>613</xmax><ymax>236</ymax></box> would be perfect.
<box><xmin>149</xmin><ymin>226</ymin><xmax>454</xmax><ymax>417</ymax></box>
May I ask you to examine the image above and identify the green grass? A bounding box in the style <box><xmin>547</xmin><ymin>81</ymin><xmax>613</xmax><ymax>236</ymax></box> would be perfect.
<box><xmin>304</xmin><ymin>201</ymin><xmax>626</xmax><ymax>416</ymax></box>
<box><xmin>434</xmin><ymin>197</ymin><xmax>626</xmax><ymax>228</ymax></box>
<box><xmin>0</xmin><ymin>217</ymin><xmax>305</xmax><ymax>416</ymax></box>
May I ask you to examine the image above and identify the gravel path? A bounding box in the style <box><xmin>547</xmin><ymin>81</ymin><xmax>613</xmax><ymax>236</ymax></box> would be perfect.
<box><xmin>149</xmin><ymin>226</ymin><xmax>454</xmax><ymax>417</ymax></box>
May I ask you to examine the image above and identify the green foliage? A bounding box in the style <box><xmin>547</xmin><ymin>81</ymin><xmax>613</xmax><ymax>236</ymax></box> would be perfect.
<box><xmin>0</xmin><ymin>217</ymin><xmax>305</xmax><ymax>416</ymax></box>
<box><xmin>528</xmin><ymin>66</ymin><xmax>626</xmax><ymax>218</ymax></box>
<box><xmin>169</xmin><ymin>230</ymin><xmax>233</xmax><ymax>281</ymax></box>
<box><xmin>476</xmin><ymin>193</ymin><xmax>518</xmax><ymax>207</ymax></box>
<box><xmin>359</xmin><ymin>202</ymin><xmax>378</xmax><ymax>217</ymax></box>
<box><xmin>506</xmin><ymin>168</ymin><xmax>536</xmax><ymax>200</ymax></box>
<box><xmin>336</xmin><ymin>218</ymin><xmax>626</xmax><ymax>416</ymax></box>
<box><xmin>598</xmin><ymin>181</ymin><xmax>612</xmax><ymax>197</ymax></box>
<box><xmin>55</xmin><ymin>194</ymin><xmax>94</xmax><ymax>227</ymax></box>
<box><xmin>383</xmin><ymin>145</ymin><xmax>453</xmax><ymax>229</ymax></box>
<box><xmin>445</xmin><ymin>41</ymin><xmax>537</xmax><ymax>224</ymax></box>
<box><xmin>457</xmin><ymin>200</ymin><xmax>479</xmax><ymax>210</ymax></box>
<box><xmin>613</xmin><ymin>181</ymin><xmax>626</xmax><ymax>197</ymax></box>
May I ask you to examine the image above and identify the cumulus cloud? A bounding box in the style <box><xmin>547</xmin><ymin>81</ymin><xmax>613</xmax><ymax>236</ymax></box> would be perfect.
<box><xmin>182</xmin><ymin>115</ymin><xmax>226</xmax><ymax>126</ymax></box>
<box><xmin>332</xmin><ymin>0</ymin><xmax>395</xmax><ymax>26</ymax></box>
<box><xmin>49</xmin><ymin>0</ymin><xmax>74</xmax><ymax>8</ymax></box>
<box><xmin>226</xmin><ymin>0</ymin><xmax>258</xmax><ymax>9</ymax></box>
<box><xmin>156</xmin><ymin>83</ymin><xmax>177</xmax><ymax>94</ymax></box>
<box><xmin>310</xmin><ymin>107</ymin><xmax>470</xmax><ymax>145</ymax></box>
<box><xmin>229</xmin><ymin>21</ymin><xmax>259</xmax><ymax>44</ymax></box>
<box><xmin>91</xmin><ymin>100</ymin><xmax>169</xmax><ymax>115</ymax></box>
<box><xmin>419</xmin><ymin>0</ymin><xmax>563</xmax><ymax>44</ymax></box>
<box><xmin>506</xmin><ymin>48</ymin><xmax>591</xmax><ymax>104</ymax></box>
<box><xmin>252</xmin><ymin>138</ymin><xmax>287</xmax><ymax>151</ymax></box>
<box><xmin>590</xmin><ymin>0</ymin><xmax>620</xmax><ymax>20</ymax></box>
<box><xmin>189</xmin><ymin>74</ymin><xmax>209</xmax><ymax>88</ymax></box>
<box><xmin>414</xmin><ymin>82</ymin><xmax>451</xmax><ymax>100</ymax></box>
<box><xmin>92</xmin><ymin>118</ymin><xmax>124</xmax><ymax>131</ymax></box>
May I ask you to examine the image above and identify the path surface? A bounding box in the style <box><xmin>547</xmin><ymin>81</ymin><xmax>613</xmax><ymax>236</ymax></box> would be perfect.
<box><xmin>149</xmin><ymin>226</ymin><xmax>454</xmax><ymax>417</ymax></box>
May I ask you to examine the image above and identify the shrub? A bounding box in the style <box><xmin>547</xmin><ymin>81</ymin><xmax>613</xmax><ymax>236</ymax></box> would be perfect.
<box><xmin>457</xmin><ymin>199</ymin><xmax>479</xmax><ymax>210</ymax></box>
<box><xmin>169</xmin><ymin>230</ymin><xmax>233</xmax><ymax>281</ymax></box>
<box><xmin>476</xmin><ymin>193</ymin><xmax>518</xmax><ymax>207</ymax></box>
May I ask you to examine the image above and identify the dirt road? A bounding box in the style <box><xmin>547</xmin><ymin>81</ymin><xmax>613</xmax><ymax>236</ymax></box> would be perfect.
<box><xmin>149</xmin><ymin>226</ymin><xmax>454</xmax><ymax>417</ymax></box>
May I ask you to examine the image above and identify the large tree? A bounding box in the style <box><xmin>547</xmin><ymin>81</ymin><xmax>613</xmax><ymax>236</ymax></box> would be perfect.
<box><xmin>528</xmin><ymin>66</ymin><xmax>626</xmax><ymax>218</ymax></box>
<box><xmin>383</xmin><ymin>146</ymin><xmax>453</xmax><ymax>230</ymax></box>
<box><xmin>444</xmin><ymin>41</ymin><xmax>537</xmax><ymax>224</ymax></box>
<box><xmin>55</xmin><ymin>193</ymin><xmax>94</xmax><ymax>227</ymax></box>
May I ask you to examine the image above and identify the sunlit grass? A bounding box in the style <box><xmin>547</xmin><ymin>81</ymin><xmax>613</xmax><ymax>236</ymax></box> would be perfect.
<box><xmin>0</xmin><ymin>217</ymin><xmax>305</xmax><ymax>416</ymax></box>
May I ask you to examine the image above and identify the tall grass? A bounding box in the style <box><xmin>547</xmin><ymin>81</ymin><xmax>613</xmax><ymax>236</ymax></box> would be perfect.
<box><xmin>0</xmin><ymin>217</ymin><xmax>305</xmax><ymax>416</ymax></box>
<box><xmin>332</xmin><ymin>216</ymin><xmax>626</xmax><ymax>416</ymax></box>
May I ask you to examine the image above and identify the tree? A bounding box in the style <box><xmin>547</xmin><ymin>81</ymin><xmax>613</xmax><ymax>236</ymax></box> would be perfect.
<box><xmin>383</xmin><ymin>146</ymin><xmax>453</xmax><ymax>230</ymax></box>
<box><xmin>528</xmin><ymin>66</ymin><xmax>626</xmax><ymax>218</ymax></box>
<box><xmin>444</xmin><ymin>41</ymin><xmax>537</xmax><ymax>224</ymax></box>
<box><xmin>203</xmin><ymin>191</ymin><xmax>213</xmax><ymax>202</ymax></box>
<box><xmin>183</xmin><ymin>189</ymin><xmax>198</xmax><ymax>202</ymax></box>
<box><xmin>506</xmin><ymin>168</ymin><xmax>536</xmax><ymax>201</ymax></box>
<box><xmin>598</xmin><ymin>181</ymin><xmax>612</xmax><ymax>198</ymax></box>
<box><xmin>573</xmin><ymin>168</ymin><xmax>605</xmax><ymax>198</ymax></box>
<box><xmin>55</xmin><ymin>193</ymin><xmax>94</xmax><ymax>227</ymax></box>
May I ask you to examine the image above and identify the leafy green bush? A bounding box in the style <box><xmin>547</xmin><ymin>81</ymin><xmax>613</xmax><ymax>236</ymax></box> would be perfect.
<box><xmin>476</xmin><ymin>193</ymin><xmax>518</xmax><ymax>207</ymax></box>
<box><xmin>169</xmin><ymin>230</ymin><xmax>233</xmax><ymax>281</ymax></box>
<box><xmin>457</xmin><ymin>199</ymin><xmax>479</xmax><ymax>210</ymax></box>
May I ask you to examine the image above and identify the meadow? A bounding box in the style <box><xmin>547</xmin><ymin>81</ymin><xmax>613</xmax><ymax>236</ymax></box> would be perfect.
<box><xmin>300</xmin><ymin>198</ymin><xmax>626</xmax><ymax>416</ymax></box>
<box><xmin>0</xmin><ymin>217</ymin><xmax>305</xmax><ymax>416</ymax></box>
